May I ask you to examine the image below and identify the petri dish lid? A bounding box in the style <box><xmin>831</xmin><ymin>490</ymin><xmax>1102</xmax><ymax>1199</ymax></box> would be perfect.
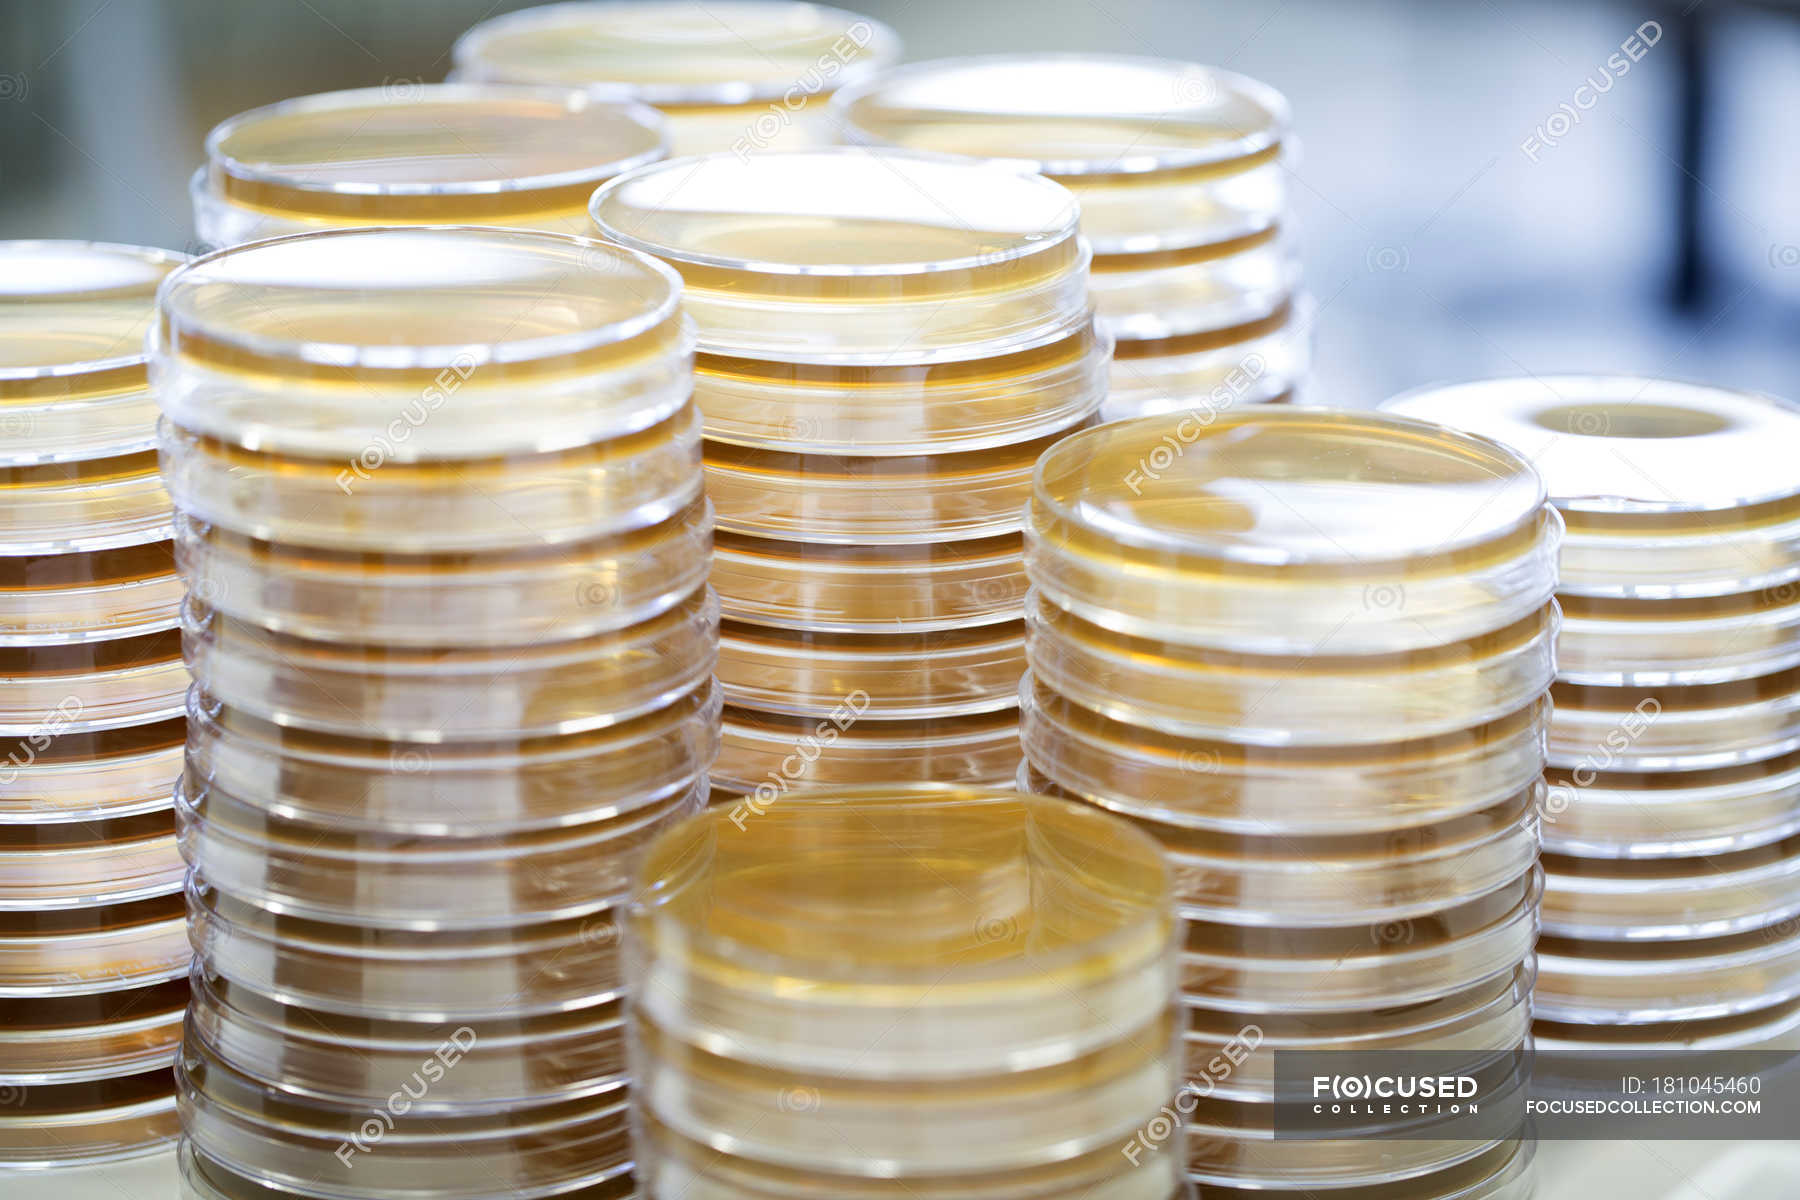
<box><xmin>1384</xmin><ymin>376</ymin><xmax>1800</xmax><ymax>519</ymax></box>
<box><xmin>202</xmin><ymin>85</ymin><xmax>666</xmax><ymax>224</ymax></box>
<box><xmin>0</xmin><ymin>241</ymin><xmax>185</xmax><ymax>466</ymax></box>
<box><xmin>451</xmin><ymin>1</ymin><xmax>901</xmax><ymax>107</ymax></box>
<box><xmin>833</xmin><ymin>54</ymin><xmax>1288</xmax><ymax>179</ymax></box>
<box><xmin>589</xmin><ymin>148</ymin><xmax>1087</xmax><ymax>364</ymax></box>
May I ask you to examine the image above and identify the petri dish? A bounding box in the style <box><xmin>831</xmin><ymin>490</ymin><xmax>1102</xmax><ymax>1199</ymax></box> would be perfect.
<box><xmin>711</xmin><ymin>529</ymin><xmax>1026</xmax><ymax>632</ymax></box>
<box><xmin>1089</xmin><ymin>230</ymin><xmax>1298</xmax><ymax>344</ymax></box>
<box><xmin>0</xmin><ymin>810</ymin><xmax>181</xmax><ymax>910</ymax></box>
<box><xmin>1533</xmin><ymin>919</ymin><xmax>1800</xmax><ymax>1025</ymax></box>
<box><xmin>186</xmin><ymin>969</ymin><xmax>625</xmax><ymax>1112</ymax></box>
<box><xmin>0</xmin><ymin>451</ymin><xmax>172</xmax><ymax>556</ymax></box>
<box><xmin>1534</xmin><ymin>992</ymin><xmax>1800</xmax><ymax>1053</ymax></box>
<box><xmin>831</xmin><ymin>55</ymin><xmax>1289</xmax><ymax>257</ymax></box>
<box><xmin>173</xmin><ymin>499</ymin><xmax>712</xmax><ymax>648</ymax></box>
<box><xmin>193</xmin><ymin>85</ymin><xmax>666</xmax><ymax>245</ymax></box>
<box><xmin>0</xmin><ymin>628</ymin><xmax>187</xmax><ymax>735</ymax></box>
<box><xmin>1539</xmin><ymin>751</ymin><xmax>1800</xmax><ymax>859</ymax></box>
<box><xmin>0</xmin><ymin>718</ymin><xmax>185</xmax><ymax>825</ymax></box>
<box><xmin>178</xmin><ymin>1036</ymin><xmax>633</xmax><ymax>1200</ymax></box>
<box><xmin>1183</xmin><ymin>1105</ymin><xmax>1508</xmax><ymax>1191</ymax></box>
<box><xmin>158</xmin><ymin>404</ymin><xmax>703</xmax><ymax>555</ymax></box>
<box><xmin>1548</xmin><ymin>669</ymin><xmax>1800</xmax><ymax>772</ymax></box>
<box><xmin>717</xmin><ymin>619</ymin><xmax>1025</xmax><ymax>718</ymax></box>
<box><xmin>451</xmin><ymin>2</ymin><xmax>902</xmax><ymax>156</ymax></box>
<box><xmin>695</xmin><ymin>322</ymin><xmax>1108</xmax><ymax>455</ymax></box>
<box><xmin>1384</xmin><ymin>377</ymin><xmax>1800</xmax><ymax>597</ymax></box>
<box><xmin>189</xmin><ymin>876</ymin><xmax>629</xmax><ymax>1021</ymax></box>
<box><xmin>0</xmin><ymin>541</ymin><xmax>181</xmax><ymax>647</ymax></box>
<box><xmin>177</xmin><ymin>776</ymin><xmax>701</xmax><ymax>930</ymax></box>
<box><xmin>1026</xmin><ymin>591</ymin><xmax>1557</xmax><ymax>746</ymax></box>
<box><xmin>627</xmin><ymin>785</ymin><xmax>1177</xmax><ymax>1080</ymax></box>
<box><xmin>0</xmin><ymin>1068</ymin><xmax>179</xmax><ymax>1167</ymax></box>
<box><xmin>0</xmin><ymin>891</ymin><xmax>189</xmax><ymax>997</ymax></box>
<box><xmin>1020</xmin><ymin>677</ymin><xmax>1548</xmax><ymax>836</ymax></box>
<box><xmin>153</xmin><ymin>226</ymin><xmax>692</xmax><ymax>461</ymax></box>
<box><xmin>1178</xmin><ymin>868</ymin><xmax>1539</xmax><ymax>1013</ymax></box>
<box><xmin>0</xmin><ymin>978</ymin><xmax>186</xmax><ymax>1086</ymax></box>
<box><xmin>0</xmin><ymin>241</ymin><xmax>184</xmax><ymax>467</ymax></box>
<box><xmin>185</xmin><ymin>683</ymin><xmax>718</xmax><ymax>837</ymax></box>
<box><xmin>182</xmin><ymin>587</ymin><xmax>718</xmax><ymax>740</ymax></box>
<box><xmin>1556</xmin><ymin>584</ymin><xmax>1800</xmax><ymax>686</ymax></box>
<box><xmin>1103</xmin><ymin>296</ymin><xmax>1310</xmax><ymax>423</ymax></box>
<box><xmin>1541</xmin><ymin>839</ymin><xmax>1800</xmax><ymax>940</ymax></box>
<box><xmin>1026</xmin><ymin>409</ymin><xmax>1560</xmax><ymax>655</ymax></box>
<box><xmin>713</xmin><ymin>704</ymin><xmax>1022</xmax><ymax>793</ymax></box>
<box><xmin>589</xmin><ymin>149</ymin><xmax>1088</xmax><ymax>365</ymax></box>
<box><xmin>633</xmin><ymin>1007</ymin><xmax>1179</xmax><ymax>1175</ymax></box>
<box><xmin>1193</xmin><ymin>1138</ymin><xmax>1535</xmax><ymax>1200</ymax></box>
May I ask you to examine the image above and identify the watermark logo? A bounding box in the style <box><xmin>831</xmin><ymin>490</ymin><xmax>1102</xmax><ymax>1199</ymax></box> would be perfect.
<box><xmin>727</xmin><ymin>690</ymin><xmax>872</xmax><ymax>829</ymax></box>
<box><xmin>1</xmin><ymin>695</ymin><xmax>84</xmax><ymax>786</ymax></box>
<box><xmin>1540</xmin><ymin>697</ymin><xmax>1661</xmax><ymax>824</ymax></box>
<box><xmin>733</xmin><ymin>22</ymin><xmax>877</xmax><ymax>158</ymax></box>
<box><xmin>1121</xmin><ymin>1025</ymin><xmax>1263</xmax><ymax>1165</ymax></box>
<box><xmin>1522</xmin><ymin>21</ymin><xmax>1662</xmax><ymax>162</ymax></box>
<box><xmin>1124</xmin><ymin>354</ymin><xmax>1268</xmax><ymax>495</ymax></box>
<box><xmin>334</xmin><ymin>1028</ymin><xmax>477</xmax><ymax>1167</ymax></box>
<box><xmin>336</xmin><ymin>353</ymin><xmax>479</xmax><ymax>495</ymax></box>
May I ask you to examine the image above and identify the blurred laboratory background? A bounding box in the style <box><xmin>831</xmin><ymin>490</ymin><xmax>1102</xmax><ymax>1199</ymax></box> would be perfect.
<box><xmin>3</xmin><ymin>0</ymin><xmax>1798</xmax><ymax>407</ymax></box>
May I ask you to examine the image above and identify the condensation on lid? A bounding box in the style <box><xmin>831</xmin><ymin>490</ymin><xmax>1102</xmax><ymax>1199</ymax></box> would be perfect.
<box><xmin>1033</xmin><ymin>407</ymin><xmax>1547</xmax><ymax>568</ymax></box>
<box><xmin>833</xmin><ymin>54</ymin><xmax>1289</xmax><ymax>177</ymax></box>
<box><xmin>1384</xmin><ymin>376</ymin><xmax>1800</xmax><ymax>517</ymax></box>
<box><xmin>451</xmin><ymin>1</ymin><xmax>901</xmax><ymax>106</ymax></box>
<box><xmin>0</xmin><ymin>242</ymin><xmax>181</xmax><ymax>384</ymax></box>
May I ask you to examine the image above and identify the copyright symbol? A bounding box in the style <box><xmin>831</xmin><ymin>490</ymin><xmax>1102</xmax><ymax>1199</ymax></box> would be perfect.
<box><xmin>776</xmin><ymin>1086</ymin><xmax>820</xmax><ymax>1113</ymax></box>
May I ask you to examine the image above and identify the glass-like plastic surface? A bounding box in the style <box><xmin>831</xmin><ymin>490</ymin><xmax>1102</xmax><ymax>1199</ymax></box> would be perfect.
<box><xmin>0</xmin><ymin>1068</ymin><xmax>179</xmax><ymax>1167</ymax></box>
<box><xmin>1556</xmin><ymin>586</ymin><xmax>1800</xmax><ymax>686</ymax></box>
<box><xmin>194</xmin><ymin>86</ymin><xmax>666</xmax><ymax>244</ymax></box>
<box><xmin>0</xmin><ymin>892</ymin><xmax>188</xmax><ymax>997</ymax></box>
<box><xmin>0</xmin><ymin>810</ymin><xmax>180</xmax><ymax>910</ymax></box>
<box><xmin>0</xmin><ymin>451</ymin><xmax>173</xmax><ymax>556</ymax></box>
<box><xmin>589</xmin><ymin>149</ymin><xmax>1088</xmax><ymax>365</ymax></box>
<box><xmin>0</xmin><ymin>978</ymin><xmax>186</xmax><ymax>1085</ymax></box>
<box><xmin>1542</xmin><ymin>839</ymin><xmax>1800</xmax><ymax>940</ymax></box>
<box><xmin>1548</xmin><ymin>669</ymin><xmax>1800</xmax><ymax>772</ymax></box>
<box><xmin>1193</xmin><ymin>1138</ymin><xmax>1535</xmax><ymax>1200</ymax></box>
<box><xmin>1103</xmin><ymin>296</ymin><xmax>1310</xmax><ymax>422</ymax></box>
<box><xmin>0</xmin><ymin>718</ymin><xmax>184</xmax><ymax>824</ymax></box>
<box><xmin>1534</xmin><ymin>920</ymin><xmax>1800</xmax><ymax>1024</ymax></box>
<box><xmin>1183</xmin><ymin>1106</ymin><xmax>1505</xmax><ymax>1190</ymax></box>
<box><xmin>1027</xmin><ymin>409</ymin><xmax>1559</xmax><ymax>655</ymax></box>
<box><xmin>0</xmin><ymin>241</ymin><xmax>183</xmax><ymax>466</ymax></box>
<box><xmin>1534</xmin><ymin>994</ymin><xmax>1800</xmax><ymax>1053</ymax></box>
<box><xmin>1540</xmin><ymin>751</ymin><xmax>1800</xmax><ymax>859</ymax></box>
<box><xmin>1088</xmin><ymin>230</ymin><xmax>1298</xmax><ymax>342</ymax></box>
<box><xmin>0</xmin><ymin>541</ymin><xmax>181</xmax><ymax>647</ymax></box>
<box><xmin>0</xmin><ymin>628</ymin><xmax>187</xmax><ymax>735</ymax></box>
<box><xmin>714</xmin><ymin>705</ymin><xmax>1022</xmax><ymax>792</ymax></box>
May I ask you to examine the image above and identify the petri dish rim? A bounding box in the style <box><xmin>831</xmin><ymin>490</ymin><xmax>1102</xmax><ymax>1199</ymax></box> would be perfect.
<box><xmin>0</xmin><ymin>240</ymin><xmax>185</xmax><ymax>386</ymax></box>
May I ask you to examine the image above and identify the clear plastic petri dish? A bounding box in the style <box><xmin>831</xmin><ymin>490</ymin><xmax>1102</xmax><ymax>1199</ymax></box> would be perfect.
<box><xmin>177</xmin><ymin>776</ymin><xmax>702</xmax><ymax>930</ymax></box>
<box><xmin>0</xmin><ymin>241</ymin><xmax>184</xmax><ymax>468</ymax></box>
<box><xmin>711</xmin><ymin>529</ymin><xmax>1026</xmax><ymax>632</ymax></box>
<box><xmin>1540</xmin><ymin>751</ymin><xmax>1800</xmax><ymax>859</ymax></box>
<box><xmin>706</xmin><ymin>427</ymin><xmax>1067</xmax><ymax>544</ymax></box>
<box><xmin>1019</xmin><ymin>676</ymin><xmax>1548</xmax><ymax>836</ymax></box>
<box><xmin>831</xmin><ymin>55</ymin><xmax>1289</xmax><ymax>258</ymax></box>
<box><xmin>1547</xmin><ymin>669</ymin><xmax>1800</xmax><ymax>772</ymax></box>
<box><xmin>1089</xmin><ymin>230</ymin><xmax>1299</xmax><ymax>344</ymax></box>
<box><xmin>0</xmin><ymin>810</ymin><xmax>181</xmax><ymax>910</ymax></box>
<box><xmin>0</xmin><ymin>891</ymin><xmax>189</xmax><ymax>997</ymax></box>
<box><xmin>0</xmin><ymin>541</ymin><xmax>181</xmax><ymax>647</ymax></box>
<box><xmin>158</xmin><ymin>405</ymin><xmax>703</xmax><ymax>555</ymax></box>
<box><xmin>1533</xmin><ymin>920</ymin><xmax>1800</xmax><ymax>1025</ymax></box>
<box><xmin>0</xmin><ymin>978</ymin><xmax>186</xmax><ymax>1086</ymax></box>
<box><xmin>1026</xmin><ymin>591</ymin><xmax>1557</xmax><ymax>746</ymax></box>
<box><xmin>186</xmin><ymin>969</ymin><xmax>625</xmax><ymax>1112</ymax></box>
<box><xmin>192</xmin><ymin>85</ymin><xmax>666</xmax><ymax>246</ymax></box>
<box><xmin>180</xmin><ymin>1139</ymin><xmax>639</xmax><ymax>1200</ymax></box>
<box><xmin>1183</xmin><ymin>1105</ymin><xmax>1507</xmax><ymax>1191</ymax></box>
<box><xmin>633</xmin><ymin>1008</ymin><xmax>1179</xmax><ymax>1175</ymax></box>
<box><xmin>695</xmin><ymin>322</ymin><xmax>1108</xmax><ymax>455</ymax></box>
<box><xmin>1556</xmin><ymin>585</ymin><xmax>1800</xmax><ymax>686</ymax></box>
<box><xmin>1189</xmin><ymin>1138</ymin><xmax>1535</xmax><ymax>1200</ymax></box>
<box><xmin>451</xmin><ymin>2</ymin><xmax>902</xmax><ymax>156</ymax></box>
<box><xmin>628</xmin><ymin>785</ymin><xmax>1177</xmax><ymax>1080</ymax></box>
<box><xmin>0</xmin><ymin>451</ymin><xmax>172</xmax><ymax>556</ymax></box>
<box><xmin>0</xmin><ymin>718</ymin><xmax>185</xmax><ymax>825</ymax></box>
<box><xmin>1384</xmin><ymin>377</ymin><xmax>1800</xmax><ymax>598</ymax></box>
<box><xmin>1533</xmin><ymin>991</ymin><xmax>1800</xmax><ymax>1053</ymax></box>
<box><xmin>0</xmin><ymin>627</ymin><xmax>187</xmax><ymax>736</ymax></box>
<box><xmin>153</xmin><ymin>226</ymin><xmax>692</xmax><ymax>462</ymax></box>
<box><xmin>182</xmin><ymin>588</ymin><xmax>719</xmax><ymax>741</ymax></box>
<box><xmin>1178</xmin><ymin>868</ymin><xmax>1540</xmax><ymax>1013</ymax></box>
<box><xmin>1541</xmin><ymin>839</ymin><xmax>1800</xmax><ymax>940</ymax></box>
<box><xmin>174</xmin><ymin>499</ymin><xmax>712</xmax><ymax>649</ymax></box>
<box><xmin>1025</xmin><ymin>409</ymin><xmax>1561</xmax><ymax>656</ymax></box>
<box><xmin>717</xmin><ymin>618</ymin><xmax>1025</xmax><ymax>718</ymax></box>
<box><xmin>185</xmin><ymin>683</ymin><xmax>719</xmax><ymax>837</ymax></box>
<box><xmin>713</xmin><ymin>704</ymin><xmax>1023</xmax><ymax>794</ymax></box>
<box><xmin>178</xmin><ymin>1035</ymin><xmax>633</xmax><ymax>1200</ymax></box>
<box><xmin>590</xmin><ymin>149</ymin><xmax>1088</xmax><ymax>365</ymax></box>
<box><xmin>0</xmin><ymin>1068</ymin><xmax>179</xmax><ymax>1167</ymax></box>
<box><xmin>1103</xmin><ymin>297</ymin><xmax>1310</xmax><ymax>423</ymax></box>
<box><xmin>188</xmin><ymin>875</ymin><xmax>627</xmax><ymax>1022</ymax></box>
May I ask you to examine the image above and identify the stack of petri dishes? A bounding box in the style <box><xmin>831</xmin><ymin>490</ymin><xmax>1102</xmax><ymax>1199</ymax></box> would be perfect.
<box><xmin>625</xmin><ymin>783</ymin><xmax>1184</xmax><ymax>1199</ymax></box>
<box><xmin>191</xmin><ymin>83</ymin><xmax>666</xmax><ymax>247</ymax></box>
<box><xmin>833</xmin><ymin>54</ymin><xmax>1307</xmax><ymax>421</ymax></box>
<box><xmin>1387</xmin><ymin>377</ymin><xmax>1800</xmax><ymax>1053</ymax></box>
<box><xmin>451</xmin><ymin>0</ymin><xmax>901</xmax><ymax>157</ymax></box>
<box><xmin>155</xmin><ymin>226</ymin><xmax>720</xmax><ymax>1199</ymax></box>
<box><xmin>1019</xmin><ymin>409</ymin><xmax>1557</xmax><ymax>1197</ymax></box>
<box><xmin>0</xmin><ymin>241</ymin><xmax>190</xmax><ymax>1171</ymax></box>
<box><xmin>591</xmin><ymin>148</ymin><xmax>1108</xmax><ymax>800</ymax></box>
